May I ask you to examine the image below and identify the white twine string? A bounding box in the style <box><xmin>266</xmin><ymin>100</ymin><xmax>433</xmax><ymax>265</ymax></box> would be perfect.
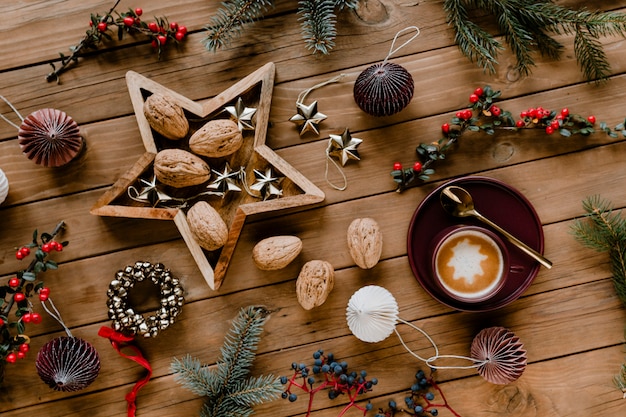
<box><xmin>382</xmin><ymin>26</ymin><xmax>421</xmax><ymax>67</ymax></box>
<box><xmin>0</xmin><ymin>95</ymin><xmax>24</xmax><ymax>130</ymax></box>
<box><xmin>297</xmin><ymin>74</ymin><xmax>347</xmax><ymax>104</ymax></box>
<box><xmin>394</xmin><ymin>317</ymin><xmax>487</xmax><ymax>370</ymax></box>
<box><xmin>41</xmin><ymin>297</ymin><xmax>73</xmax><ymax>338</ymax></box>
<box><xmin>324</xmin><ymin>147</ymin><xmax>348</xmax><ymax>191</ymax></box>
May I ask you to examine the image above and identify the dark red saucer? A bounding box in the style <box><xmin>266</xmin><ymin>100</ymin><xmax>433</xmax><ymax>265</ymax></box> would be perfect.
<box><xmin>407</xmin><ymin>176</ymin><xmax>545</xmax><ymax>312</ymax></box>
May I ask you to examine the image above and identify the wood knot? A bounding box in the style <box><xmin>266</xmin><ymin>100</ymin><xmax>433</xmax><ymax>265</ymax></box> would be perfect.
<box><xmin>492</xmin><ymin>142</ymin><xmax>515</xmax><ymax>162</ymax></box>
<box><xmin>486</xmin><ymin>384</ymin><xmax>537</xmax><ymax>416</ymax></box>
<box><xmin>353</xmin><ymin>0</ymin><xmax>389</xmax><ymax>24</ymax></box>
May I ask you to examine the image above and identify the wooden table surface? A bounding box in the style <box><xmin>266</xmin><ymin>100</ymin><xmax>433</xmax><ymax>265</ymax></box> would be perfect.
<box><xmin>2</xmin><ymin>1</ymin><xmax>626</xmax><ymax>416</ymax></box>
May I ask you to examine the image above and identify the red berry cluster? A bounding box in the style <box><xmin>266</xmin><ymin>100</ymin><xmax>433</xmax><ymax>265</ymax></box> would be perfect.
<box><xmin>391</xmin><ymin>85</ymin><xmax>612</xmax><ymax>192</ymax></box>
<box><xmin>516</xmin><ymin>106</ymin><xmax>596</xmax><ymax>135</ymax></box>
<box><xmin>47</xmin><ymin>2</ymin><xmax>187</xmax><ymax>82</ymax></box>
<box><xmin>4</xmin><ymin>342</ymin><xmax>30</xmax><ymax>364</ymax></box>
<box><xmin>1</xmin><ymin>222</ymin><xmax>66</xmax><ymax>365</ymax></box>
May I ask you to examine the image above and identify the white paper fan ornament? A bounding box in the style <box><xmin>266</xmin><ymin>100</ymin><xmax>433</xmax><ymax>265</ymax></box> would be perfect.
<box><xmin>347</xmin><ymin>285</ymin><xmax>399</xmax><ymax>343</ymax></box>
<box><xmin>345</xmin><ymin>285</ymin><xmax>526</xmax><ymax>385</ymax></box>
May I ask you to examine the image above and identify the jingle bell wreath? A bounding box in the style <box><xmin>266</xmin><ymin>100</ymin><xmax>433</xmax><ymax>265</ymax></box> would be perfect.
<box><xmin>106</xmin><ymin>261</ymin><xmax>184</xmax><ymax>338</ymax></box>
<box><xmin>100</xmin><ymin>261</ymin><xmax>184</xmax><ymax>417</ymax></box>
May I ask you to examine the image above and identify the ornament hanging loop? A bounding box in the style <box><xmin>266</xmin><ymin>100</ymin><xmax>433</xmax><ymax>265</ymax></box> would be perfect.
<box><xmin>324</xmin><ymin>150</ymin><xmax>348</xmax><ymax>191</ymax></box>
<box><xmin>297</xmin><ymin>74</ymin><xmax>347</xmax><ymax>105</ymax></box>
<box><xmin>0</xmin><ymin>95</ymin><xmax>24</xmax><ymax>130</ymax></box>
<box><xmin>382</xmin><ymin>26</ymin><xmax>420</xmax><ymax>66</ymax></box>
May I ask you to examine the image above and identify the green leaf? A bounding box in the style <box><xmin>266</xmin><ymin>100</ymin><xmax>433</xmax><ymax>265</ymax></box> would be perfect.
<box><xmin>559</xmin><ymin>128</ymin><xmax>572</xmax><ymax>137</ymax></box>
<box><xmin>22</xmin><ymin>271</ymin><xmax>36</xmax><ymax>282</ymax></box>
<box><xmin>34</xmin><ymin>261</ymin><xmax>45</xmax><ymax>273</ymax></box>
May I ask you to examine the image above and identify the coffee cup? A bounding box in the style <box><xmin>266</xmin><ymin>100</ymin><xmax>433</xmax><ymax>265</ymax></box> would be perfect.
<box><xmin>430</xmin><ymin>225</ymin><xmax>508</xmax><ymax>303</ymax></box>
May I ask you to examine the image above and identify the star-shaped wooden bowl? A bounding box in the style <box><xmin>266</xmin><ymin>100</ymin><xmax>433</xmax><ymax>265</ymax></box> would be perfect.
<box><xmin>91</xmin><ymin>63</ymin><xmax>325</xmax><ymax>290</ymax></box>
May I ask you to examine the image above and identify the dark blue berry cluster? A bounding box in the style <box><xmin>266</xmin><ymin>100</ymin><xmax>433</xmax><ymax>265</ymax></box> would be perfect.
<box><xmin>280</xmin><ymin>349</ymin><xmax>377</xmax><ymax>416</ymax></box>
<box><xmin>374</xmin><ymin>369</ymin><xmax>461</xmax><ymax>417</ymax></box>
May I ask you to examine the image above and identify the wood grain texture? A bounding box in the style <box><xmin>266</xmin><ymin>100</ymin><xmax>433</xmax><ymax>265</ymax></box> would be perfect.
<box><xmin>1</xmin><ymin>0</ymin><xmax>626</xmax><ymax>416</ymax></box>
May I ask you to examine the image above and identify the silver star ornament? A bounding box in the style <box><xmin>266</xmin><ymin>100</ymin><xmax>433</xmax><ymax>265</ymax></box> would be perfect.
<box><xmin>207</xmin><ymin>163</ymin><xmax>242</xmax><ymax>196</ymax></box>
<box><xmin>327</xmin><ymin>128</ymin><xmax>362</xmax><ymax>166</ymax></box>
<box><xmin>289</xmin><ymin>101</ymin><xmax>327</xmax><ymax>136</ymax></box>
<box><xmin>224</xmin><ymin>97</ymin><xmax>257</xmax><ymax>131</ymax></box>
<box><xmin>249</xmin><ymin>168</ymin><xmax>283</xmax><ymax>200</ymax></box>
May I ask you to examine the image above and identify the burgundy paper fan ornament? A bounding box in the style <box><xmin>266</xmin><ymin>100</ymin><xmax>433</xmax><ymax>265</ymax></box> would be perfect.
<box><xmin>36</xmin><ymin>336</ymin><xmax>101</xmax><ymax>392</ymax></box>
<box><xmin>18</xmin><ymin>108</ymin><xmax>83</xmax><ymax>167</ymax></box>
<box><xmin>353</xmin><ymin>62</ymin><xmax>414</xmax><ymax>117</ymax></box>
<box><xmin>470</xmin><ymin>326</ymin><xmax>527</xmax><ymax>384</ymax></box>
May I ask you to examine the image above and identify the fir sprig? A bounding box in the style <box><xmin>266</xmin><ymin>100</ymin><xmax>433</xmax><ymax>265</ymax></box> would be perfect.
<box><xmin>203</xmin><ymin>0</ymin><xmax>274</xmax><ymax>52</ymax></box>
<box><xmin>445</xmin><ymin>0</ymin><xmax>626</xmax><ymax>82</ymax></box>
<box><xmin>571</xmin><ymin>196</ymin><xmax>626</xmax><ymax>305</ymax></box>
<box><xmin>171</xmin><ymin>306</ymin><xmax>282</xmax><ymax>417</ymax></box>
<box><xmin>298</xmin><ymin>1</ymin><xmax>337</xmax><ymax>54</ymax></box>
<box><xmin>203</xmin><ymin>0</ymin><xmax>358</xmax><ymax>53</ymax></box>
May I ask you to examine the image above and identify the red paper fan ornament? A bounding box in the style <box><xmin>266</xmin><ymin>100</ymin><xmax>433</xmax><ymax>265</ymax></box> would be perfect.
<box><xmin>1</xmin><ymin>96</ymin><xmax>83</xmax><ymax>167</ymax></box>
<box><xmin>18</xmin><ymin>108</ymin><xmax>83</xmax><ymax>167</ymax></box>
<box><xmin>470</xmin><ymin>326</ymin><xmax>527</xmax><ymax>384</ymax></box>
<box><xmin>353</xmin><ymin>27</ymin><xmax>419</xmax><ymax>117</ymax></box>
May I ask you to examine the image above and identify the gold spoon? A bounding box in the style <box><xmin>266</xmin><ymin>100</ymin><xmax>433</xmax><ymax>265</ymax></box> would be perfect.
<box><xmin>440</xmin><ymin>185</ymin><xmax>552</xmax><ymax>269</ymax></box>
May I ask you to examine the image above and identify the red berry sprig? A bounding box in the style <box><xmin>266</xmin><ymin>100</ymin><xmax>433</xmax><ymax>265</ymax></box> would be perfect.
<box><xmin>391</xmin><ymin>85</ymin><xmax>622</xmax><ymax>192</ymax></box>
<box><xmin>46</xmin><ymin>0</ymin><xmax>187</xmax><ymax>83</ymax></box>
<box><xmin>1</xmin><ymin>221</ymin><xmax>67</xmax><ymax>365</ymax></box>
<box><xmin>280</xmin><ymin>349</ymin><xmax>376</xmax><ymax>417</ymax></box>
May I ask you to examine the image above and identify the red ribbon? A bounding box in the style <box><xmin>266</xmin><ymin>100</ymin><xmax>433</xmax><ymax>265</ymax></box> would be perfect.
<box><xmin>99</xmin><ymin>326</ymin><xmax>153</xmax><ymax>417</ymax></box>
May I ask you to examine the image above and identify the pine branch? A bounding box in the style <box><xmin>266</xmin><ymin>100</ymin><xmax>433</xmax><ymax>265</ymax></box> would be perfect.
<box><xmin>217</xmin><ymin>306</ymin><xmax>267</xmax><ymax>386</ymax></box>
<box><xmin>616</xmin><ymin>357</ymin><xmax>626</xmax><ymax>398</ymax></box>
<box><xmin>571</xmin><ymin>195</ymin><xmax>626</xmax><ymax>306</ymax></box>
<box><xmin>443</xmin><ymin>0</ymin><xmax>502</xmax><ymax>74</ymax></box>
<box><xmin>574</xmin><ymin>27</ymin><xmax>611</xmax><ymax>82</ymax></box>
<box><xmin>446</xmin><ymin>0</ymin><xmax>626</xmax><ymax>82</ymax></box>
<box><xmin>172</xmin><ymin>306</ymin><xmax>280</xmax><ymax>417</ymax></box>
<box><xmin>171</xmin><ymin>354</ymin><xmax>220</xmax><ymax>397</ymax></box>
<box><xmin>228</xmin><ymin>375</ymin><xmax>285</xmax><ymax>407</ymax></box>
<box><xmin>298</xmin><ymin>0</ymin><xmax>337</xmax><ymax>54</ymax></box>
<box><xmin>203</xmin><ymin>0</ymin><xmax>274</xmax><ymax>52</ymax></box>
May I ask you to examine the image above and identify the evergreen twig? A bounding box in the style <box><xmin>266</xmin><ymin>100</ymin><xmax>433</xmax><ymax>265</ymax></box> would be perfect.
<box><xmin>571</xmin><ymin>195</ymin><xmax>626</xmax><ymax>305</ymax></box>
<box><xmin>298</xmin><ymin>1</ymin><xmax>337</xmax><ymax>54</ymax></box>
<box><xmin>171</xmin><ymin>306</ymin><xmax>282</xmax><ymax>417</ymax></box>
<box><xmin>571</xmin><ymin>197</ymin><xmax>626</xmax><ymax>398</ymax></box>
<box><xmin>203</xmin><ymin>0</ymin><xmax>274</xmax><ymax>52</ymax></box>
<box><xmin>445</xmin><ymin>0</ymin><xmax>626</xmax><ymax>82</ymax></box>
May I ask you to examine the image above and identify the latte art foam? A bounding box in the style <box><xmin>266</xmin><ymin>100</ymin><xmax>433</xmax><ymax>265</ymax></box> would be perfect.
<box><xmin>435</xmin><ymin>230</ymin><xmax>504</xmax><ymax>300</ymax></box>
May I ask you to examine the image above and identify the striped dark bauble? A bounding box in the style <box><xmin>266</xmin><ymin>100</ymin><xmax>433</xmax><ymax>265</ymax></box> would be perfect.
<box><xmin>353</xmin><ymin>62</ymin><xmax>414</xmax><ymax>117</ymax></box>
<box><xmin>36</xmin><ymin>336</ymin><xmax>101</xmax><ymax>392</ymax></box>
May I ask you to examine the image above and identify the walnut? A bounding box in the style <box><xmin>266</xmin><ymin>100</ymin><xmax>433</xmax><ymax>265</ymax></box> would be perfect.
<box><xmin>153</xmin><ymin>149</ymin><xmax>211</xmax><ymax>188</ymax></box>
<box><xmin>189</xmin><ymin>119</ymin><xmax>243</xmax><ymax>158</ymax></box>
<box><xmin>143</xmin><ymin>93</ymin><xmax>189</xmax><ymax>140</ymax></box>
<box><xmin>186</xmin><ymin>201</ymin><xmax>229</xmax><ymax>251</ymax></box>
<box><xmin>252</xmin><ymin>236</ymin><xmax>302</xmax><ymax>270</ymax></box>
<box><xmin>347</xmin><ymin>217</ymin><xmax>383</xmax><ymax>269</ymax></box>
<box><xmin>295</xmin><ymin>260</ymin><xmax>334</xmax><ymax>310</ymax></box>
